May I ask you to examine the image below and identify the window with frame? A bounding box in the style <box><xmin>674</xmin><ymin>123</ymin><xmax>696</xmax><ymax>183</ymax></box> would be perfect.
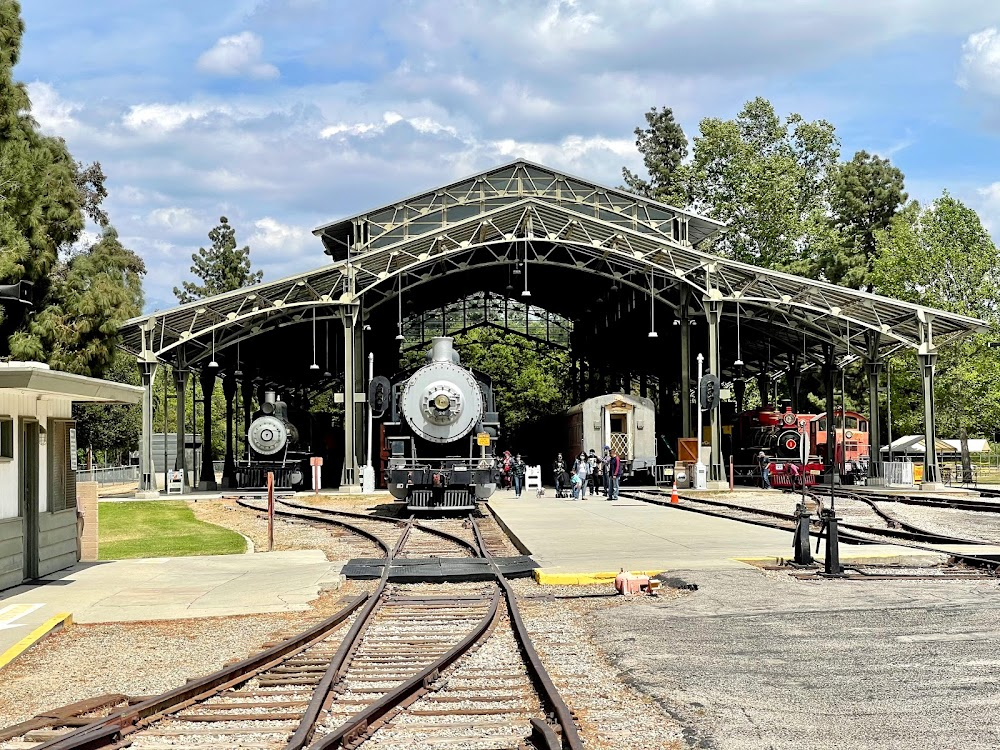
<box><xmin>48</xmin><ymin>420</ymin><xmax>77</xmax><ymax>512</ymax></box>
<box><xmin>0</xmin><ymin>417</ymin><xmax>11</xmax><ymax>459</ymax></box>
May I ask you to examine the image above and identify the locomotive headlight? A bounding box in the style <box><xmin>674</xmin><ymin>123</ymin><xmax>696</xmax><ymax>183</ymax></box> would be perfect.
<box><xmin>434</xmin><ymin>393</ymin><xmax>451</xmax><ymax>410</ymax></box>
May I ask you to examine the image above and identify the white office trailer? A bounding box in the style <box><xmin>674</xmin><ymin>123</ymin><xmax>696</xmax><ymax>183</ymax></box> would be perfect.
<box><xmin>0</xmin><ymin>362</ymin><xmax>142</xmax><ymax>591</ymax></box>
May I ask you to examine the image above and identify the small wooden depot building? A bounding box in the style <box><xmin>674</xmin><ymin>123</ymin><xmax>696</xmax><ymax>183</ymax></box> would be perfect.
<box><xmin>0</xmin><ymin>362</ymin><xmax>142</xmax><ymax>591</ymax></box>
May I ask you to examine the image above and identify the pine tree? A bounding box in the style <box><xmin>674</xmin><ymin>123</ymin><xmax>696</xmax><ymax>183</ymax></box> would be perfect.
<box><xmin>10</xmin><ymin>227</ymin><xmax>146</xmax><ymax>374</ymax></box>
<box><xmin>820</xmin><ymin>150</ymin><xmax>907</xmax><ymax>290</ymax></box>
<box><xmin>621</xmin><ymin>106</ymin><xmax>689</xmax><ymax>207</ymax></box>
<box><xmin>0</xmin><ymin>0</ymin><xmax>142</xmax><ymax>377</ymax></box>
<box><xmin>173</xmin><ymin>217</ymin><xmax>263</xmax><ymax>302</ymax></box>
<box><xmin>0</xmin><ymin>0</ymin><xmax>84</xmax><ymax>335</ymax></box>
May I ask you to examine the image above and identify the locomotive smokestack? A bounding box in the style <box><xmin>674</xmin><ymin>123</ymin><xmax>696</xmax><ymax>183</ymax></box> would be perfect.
<box><xmin>429</xmin><ymin>337</ymin><xmax>461</xmax><ymax>364</ymax></box>
<box><xmin>262</xmin><ymin>390</ymin><xmax>277</xmax><ymax>415</ymax></box>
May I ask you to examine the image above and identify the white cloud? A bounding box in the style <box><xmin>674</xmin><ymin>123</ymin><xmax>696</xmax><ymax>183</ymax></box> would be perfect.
<box><xmin>146</xmin><ymin>207</ymin><xmax>203</xmax><ymax>234</ymax></box>
<box><xmin>959</xmin><ymin>28</ymin><xmax>1000</xmax><ymax>97</ymax></box>
<box><xmin>26</xmin><ymin>81</ymin><xmax>80</xmax><ymax>133</ymax></box>
<box><xmin>196</xmin><ymin>31</ymin><xmax>279</xmax><ymax>80</ymax></box>
<box><xmin>976</xmin><ymin>182</ymin><xmax>1000</xmax><ymax>235</ymax></box>
<box><xmin>123</xmin><ymin>102</ymin><xmax>231</xmax><ymax>134</ymax></box>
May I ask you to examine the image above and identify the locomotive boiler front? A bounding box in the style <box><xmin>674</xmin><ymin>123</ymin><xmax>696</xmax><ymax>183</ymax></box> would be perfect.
<box><xmin>384</xmin><ymin>337</ymin><xmax>498</xmax><ymax>510</ymax></box>
<box><xmin>401</xmin><ymin>338</ymin><xmax>484</xmax><ymax>444</ymax></box>
<box><xmin>248</xmin><ymin>392</ymin><xmax>300</xmax><ymax>456</ymax></box>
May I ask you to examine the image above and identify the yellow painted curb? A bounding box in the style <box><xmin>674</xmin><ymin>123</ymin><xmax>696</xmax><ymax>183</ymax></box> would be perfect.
<box><xmin>734</xmin><ymin>556</ymin><xmax>787</xmax><ymax>566</ymax></box>
<box><xmin>533</xmin><ymin>569</ymin><xmax>665</xmax><ymax>586</ymax></box>
<box><xmin>0</xmin><ymin>612</ymin><xmax>73</xmax><ymax>671</ymax></box>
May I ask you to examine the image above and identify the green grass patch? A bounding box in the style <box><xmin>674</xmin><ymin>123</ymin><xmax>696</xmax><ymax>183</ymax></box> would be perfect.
<box><xmin>99</xmin><ymin>501</ymin><xmax>246</xmax><ymax>559</ymax></box>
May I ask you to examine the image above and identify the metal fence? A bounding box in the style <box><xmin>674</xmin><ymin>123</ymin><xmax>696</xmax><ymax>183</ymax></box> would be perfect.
<box><xmin>77</xmin><ymin>465</ymin><xmax>140</xmax><ymax>486</ymax></box>
<box><xmin>867</xmin><ymin>461</ymin><xmax>915</xmax><ymax>488</ymax></box>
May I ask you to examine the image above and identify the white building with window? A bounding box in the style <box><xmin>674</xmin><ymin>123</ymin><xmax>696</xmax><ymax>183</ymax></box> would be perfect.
<box><xmin>0</xmin><ymin>362</ymin><xmax>142</xmax><ymax>591</ymax></box>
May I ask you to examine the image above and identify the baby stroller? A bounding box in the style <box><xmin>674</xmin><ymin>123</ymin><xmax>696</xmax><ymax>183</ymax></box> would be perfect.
<box><xmin>555</xmin><ymin>470</ymin><xmax>571</xmax><ymax>498</ymax></box>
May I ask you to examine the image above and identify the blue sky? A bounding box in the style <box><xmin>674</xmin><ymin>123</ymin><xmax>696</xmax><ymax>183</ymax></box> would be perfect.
<box><xmin>14</xmin><ymin>0</ymin><xmax>1000</xmax><ymax>313</ymax></box>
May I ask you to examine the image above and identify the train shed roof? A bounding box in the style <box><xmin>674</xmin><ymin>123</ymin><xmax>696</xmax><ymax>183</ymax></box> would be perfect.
<box><xmin>120</xmin><ymin>160</ymin><xmax>987</xmax><ymax>387</ymax></box>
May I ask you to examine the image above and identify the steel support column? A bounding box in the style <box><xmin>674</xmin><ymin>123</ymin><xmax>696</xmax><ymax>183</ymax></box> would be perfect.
<box><xmin>706</xmin><ymin>299</ymin><xmax>723</xmax><ymax>482</ymax></box>
<box><xmin>865</xmin><ymin>331</ymin><xmax>882</xmax><ymax>479</ymax></box>
<box><xmin>679</xmin><ymin>292</ymin><xmax>692</xmax><ymax>438</ymax></box>
<box><xmin>241</xmin><ymin>379</ymin><xmax>253</xmax><ymax>461</ymax></box>
<box><xmin>172</xmin><ymin>367</ymin><xmax>189</xmax><ymax>491</ymax></box>
<box><xmin>198</xmin><ymin>368</ymin><xmax>218</xmax><ymax>491</ymax></box>
<box><xmin>823</xmin><ymin>344</ymin><xmax>840</xmax><ymax>485</ymax></box>
<box><xmin>341</xmin><ymin>305</ymin><xmax>360</xmax><ymax>487</ymax></box>
<box><xmin>919</xmin><ymin>318</ymin><xmax>941</xmax><ymax>486</ymax></box>
<box><xmin>221</xmin><ymin>375</ymin><xmax>237</xmax><ymax>489</ymax></box>
<box><xmin>137</xmin><ymin>360</ymin><xmax>159</xmax><ymax>496</ymax></box>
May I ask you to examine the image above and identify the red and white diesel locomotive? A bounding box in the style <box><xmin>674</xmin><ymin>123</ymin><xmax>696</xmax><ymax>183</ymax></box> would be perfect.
<box><xmin>732</xmin><ymin>404</ymin><xmax>870</xmax><ymax>486</ymax></box>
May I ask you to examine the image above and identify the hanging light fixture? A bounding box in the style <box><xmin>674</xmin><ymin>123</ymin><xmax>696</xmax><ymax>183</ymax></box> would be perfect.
<box><xmin>395</xmin><ymin>273</ymin><xmax>405</xmax><ymax>341</ymax></box>
<box><xmin>734</xmin><ymin>301</ymin><xmax>743</xmax><ymax>367</ymax></box>
<box><xmin>505</xmin><ymin>261</ymin><xmax>514</xmax><ymax>293</ymax></box>
<box><xmin>647</xmin><ymin>270</ymin><xmax>658</xmax><ymax>338</ymax></box>
<box><xmin>323</xmin><ymin>319</ymin><xmax>331</xmax><ymax>377</ymax></box>
<box><xmin>208</xmin><ymin>329</ymin><xmax>219</xmax><ymax>368</ymax></box>
<box><xmin>520</xmin><ymin>236</ymin><xmax>531</xmax><ymax>298</ymax></box>
<box><xmin>309</xmin><ymin>306</ymin><xmax>320</xmax><ymax>370</ymax></box>
<box><xmin>609</xmin><ymin>277</ymin><xmax>619</xmax><ymax>294</ymax></box>
<box><xmin>234</xmin><ymin>339</ymin><xmax>243</xmax><ymax>376</ymax></box>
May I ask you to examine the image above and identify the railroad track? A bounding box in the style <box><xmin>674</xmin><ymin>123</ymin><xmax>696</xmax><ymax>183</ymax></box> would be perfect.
<box><xmin>619</xmin><ymin>488</ymin><xmax>1000</xmax><ymax>572</ymax></box>
<box><xmin>2</xmin><ymin>512</ymin><xmax>581</xmax><ymax>750</ymax></box>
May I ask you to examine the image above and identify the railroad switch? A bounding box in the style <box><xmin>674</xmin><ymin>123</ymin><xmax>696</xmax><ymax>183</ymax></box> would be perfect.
<box><xmin>792</xmin><ymin>503</ymin><xmax>814</xmax><ymax>566</ymax></box>
<box><xmin>816</xmin><ymin>507</ymin><xmax>845</xmax><ymax>576</ymax></box>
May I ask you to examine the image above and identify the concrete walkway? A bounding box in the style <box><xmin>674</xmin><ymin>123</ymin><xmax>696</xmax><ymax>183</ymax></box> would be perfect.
<box><xmin>489</xmin><ymin>491</ymin><xmax>947</xmax><ymax>578</ymax></box>
<box><xmin>0</xmin><ymin>551</ymin><xmax>341</xmax><ymax>660</ymax></box>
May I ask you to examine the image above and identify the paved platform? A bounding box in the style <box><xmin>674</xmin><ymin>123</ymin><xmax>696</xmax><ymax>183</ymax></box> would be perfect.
<box><xmin>488</xmin><ymin>492</ymin><xmax>949</xmax><ymax>580</ymax></box>
<box><xmin>0</xmin><ymin>550</ymin><xmax>341</xmax><ymax>665</ymax></box>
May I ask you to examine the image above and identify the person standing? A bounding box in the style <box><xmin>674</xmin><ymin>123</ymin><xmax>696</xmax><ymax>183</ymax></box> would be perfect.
<box><xmin>758</xmin><ymin>451</ymin><xmax>771</xmax><ymax>489</ymax></box>
<box><xmin>601</xmin><ymin>446</ymin><xmax>612</xmax><ymax>497</ymax></box>
<box><xmin>512</xmin><ymin>454</ymin><xmax>526</xmax><ymax>498</ymax></box>
<box><xmin>587</xmin><ymin>449</ymin><xmax>598</xmax><ymax>496</ymax></box>
<box><xmin>608</xmin><ymin>450</ymin><xmax>623</xmax><ymax>500</ymax></box>
<box><xmin>553</xmin><ymin>453</ymin><xmax>567</xmax><ymax>498</ymax></box>
<box><xmin>574</xmin><ymin>452</ymin><xmax>589</xmax><ymax>499</ymax></box>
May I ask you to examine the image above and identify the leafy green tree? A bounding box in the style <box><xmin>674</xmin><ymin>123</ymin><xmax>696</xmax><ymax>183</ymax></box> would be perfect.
<box><xmin>687</xmin><ymin>97</ymin><xmax>840</xmax><ymax>269</ymax></box>
<box><xmin>10</xmin><ymin>227</ymin><xmax>145</xmax><ymax>374</ymax></box>
<box><xmin>0</xmin><ymin>2</ymin><xmax>142</xmax><ymax>376</ymax></box>
<box><xmin>0</xmin><ymin>0</ymin><xmax>84</xmax><ymax>336</ymax></box>
<box><xmin>817</xmin><ymin>150</ymin><xmax>907</xmax><ymax>290</ymax></box>
<box><xmin>873</xmin><ymin>194</ymin><xmax>1000</xmax><ymax>439</ymax></box>
<box><xmin>74</xmin><ymin>353</ymin><xmax>141</xmax><ymax>464</ymax></box>
<box><xmin>871</xmin><ymin>195</ymin><xmax>998</xmax><ymax>319</ymax></box>
<box><xmin>621</xmin><ymin>106</ymin><xmax>689</xmax><ymax>206</ymax></box>
<box><xmin>174</xmin><ymin>216</ymin><xmax>263</xmax><ymax>303</ymax></box>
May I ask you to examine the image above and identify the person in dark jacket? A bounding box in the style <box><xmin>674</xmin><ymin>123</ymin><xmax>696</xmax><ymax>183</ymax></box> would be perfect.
<box><xmin>553</xmin><ymin>453</ymin><xmax>567</xmax><ymax>497</ymax></box>
<box><xmin>608</xmin><ymin>451</ymin><xmax>623</xmax><ymax>500</ymax></box>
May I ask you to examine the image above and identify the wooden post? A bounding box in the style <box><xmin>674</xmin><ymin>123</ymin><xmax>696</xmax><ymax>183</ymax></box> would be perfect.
<box><xmin>267</xmin><ymin>471</ymin><xmax>274</xmax><ymax>552</ymax></box>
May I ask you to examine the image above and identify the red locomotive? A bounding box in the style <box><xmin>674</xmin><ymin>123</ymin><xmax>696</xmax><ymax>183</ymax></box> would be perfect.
<box><xmin>731</xmin><ymin>403</ymin><xmax>870</xmax><ymax>486</ymax></box>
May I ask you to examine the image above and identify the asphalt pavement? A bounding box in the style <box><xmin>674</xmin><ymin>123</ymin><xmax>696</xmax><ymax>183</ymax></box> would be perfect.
<box><xmin>597</xmin><ymin>568</ymin><xmax>1000</xmax><ymax>749</ymax></box>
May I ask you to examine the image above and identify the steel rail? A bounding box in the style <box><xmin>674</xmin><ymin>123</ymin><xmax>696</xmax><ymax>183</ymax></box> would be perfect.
<box><xmin>284</xmin><ymin>520</ymin><xmax>409</xmax><ymax>750</ymax></box>
<box><xmin>32</xmin><ymin>594</ymin><xmax>369</xmax><ymax>750</ymax></box>
<box><xmin>625</xmin><ymin>489</ymin><xmax>1000</xmax><ymax>573</ymax></box>
<box><xmin>307</xmin><ymin>589</ymin><xmax>502</xmax><ymax>749</ymax></box>
<box><xmin>861</xmin><ymin>490</ymin><xmax>1000</xmax><ymax>514</ymax></box>
<box><xmin>235</xmin><ymin>496</ymin><xmax>393</xmax><ymax>552</ymax></box>
<box><xmin>263</xmin><ymin>496</ymin><xmax>481</xmax><ymax>556</ymax></box>
<box><xmin>470</xmin><ymin>515</ymin><xmax>584</xmax><ymax>750</ymax></box>
<box><xmin>624</xmin><ymin>489</ymin><xmax>976</xmax><ymax>547</ymax></box>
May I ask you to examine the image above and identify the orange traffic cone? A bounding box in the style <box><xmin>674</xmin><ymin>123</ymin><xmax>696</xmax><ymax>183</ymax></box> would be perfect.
<box><xmin>670</xmin><ymin>480</ymin><xmax>679</xmax><ymax>504</ymax></box>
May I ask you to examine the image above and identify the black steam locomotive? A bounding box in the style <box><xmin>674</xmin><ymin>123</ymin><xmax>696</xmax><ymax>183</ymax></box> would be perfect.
<box><xmin>379</xmin><ymin>337</ymin><xmax>499</xmax><ymax>510</ymax></box>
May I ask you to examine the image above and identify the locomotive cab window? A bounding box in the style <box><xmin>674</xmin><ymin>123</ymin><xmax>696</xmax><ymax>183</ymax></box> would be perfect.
<box><xmin>845</xmin><ymin>416</ymin><xmax>859</xmax><ymax>430</ymax></box>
